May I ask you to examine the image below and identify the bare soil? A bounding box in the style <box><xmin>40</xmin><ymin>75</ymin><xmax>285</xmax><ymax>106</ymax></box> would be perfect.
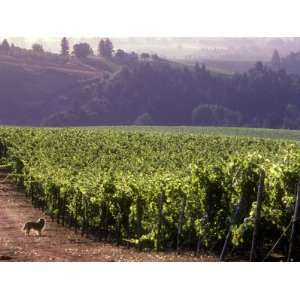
<box><xmin>0</xmin><ymin>172</ymin><xmax>217</xmax><ymax>262</ymax></box>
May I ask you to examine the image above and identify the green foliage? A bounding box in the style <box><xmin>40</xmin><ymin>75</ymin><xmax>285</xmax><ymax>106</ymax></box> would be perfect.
<box><xmin>61</xmin><ymin>37</ymin><xmax>69</xmax><ymax>56</ymax></box>
<box><xmin>98</xmin><ymin>39</ymin><xmax>113</xmax><ymax>59</ymax></box>
<box><xmin>134</xmin><ymin>113</ymin><xmax>153</xmax><ymax>125</ymax></box>
<box><xmin>73</xmin><ymin>43</ymin><xmax>93</xmax><ymax>58</ymax></box>
<box><xmin>0</xmin><ymin>127</ymin><xmax>300</xmax><ymax>251</ymax></box>
<box><xmin>32</xmin><ymin>43</ymin><xmax>44</xmax><ymax>53</ymax></box>
<box><xmin>192</xmin><ymin>104</ymin><xmax>242</xmax><ymax>126</ymax></box>
<box><xmin>0</xmin><ymin>39</ymin><xmax>10</xmax><ymax>55</ymax></box>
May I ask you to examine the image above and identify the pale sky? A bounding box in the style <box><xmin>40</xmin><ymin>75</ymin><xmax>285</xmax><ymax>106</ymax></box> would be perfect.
<box><xmin>1</xmin><ymin>0</ymin><xmax>300</xmax><ymax>37</ymax></box>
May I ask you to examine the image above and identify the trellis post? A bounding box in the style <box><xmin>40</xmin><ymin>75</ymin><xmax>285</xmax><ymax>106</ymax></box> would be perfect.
<box><xmin>287</xmin><ymin>181</ymin><xmax>300</xmax><ymax>262</ymax></box>
<box><xmin>250</xmin><ymin>171</ymin><xmax>265</xmax><ymax>262</ymax></box>
<box><xmin>156</xmin><ymin>192</ymin><xmax>164</xmax><ymax>252</ymax></box>
<box><xmin>220</xmin><ymin>192</ymin><xmax>245</xmax><ymax>261</ymax></box>
<box><xmin>177</xmin><ymin>197</ymin><xmax>186</xmax><ymax>254</ymax></box>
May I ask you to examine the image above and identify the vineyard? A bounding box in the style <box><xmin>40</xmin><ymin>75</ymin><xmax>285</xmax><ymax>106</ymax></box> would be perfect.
<box><xmin>0</xmin><ymin>127</ymin><xmax>300</xmax><ymax>259</ymax></box>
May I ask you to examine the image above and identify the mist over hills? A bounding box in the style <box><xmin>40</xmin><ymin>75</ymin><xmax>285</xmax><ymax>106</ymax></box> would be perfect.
<box><xmin>5</xmin><ymin>37</ymin><xmax>300</xmax><ymax>60</ymax></box>
<box><xmin>1</xmin><ymin>37</ymin><xmax>300</xmax><ymax>128</ymax></box>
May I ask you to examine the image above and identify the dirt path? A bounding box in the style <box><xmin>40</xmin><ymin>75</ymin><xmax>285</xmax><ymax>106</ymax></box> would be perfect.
<box><xmin>0</xmin><ymin>171</ymin><xmax>217</xmax><ymax>262</ymax></box>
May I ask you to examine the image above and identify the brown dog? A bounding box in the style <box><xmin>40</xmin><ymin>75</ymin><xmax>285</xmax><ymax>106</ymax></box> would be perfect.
<box><xmin>23</xmin><ymin>218</ymin><xmax>46</xmax><ymax>236</ymax></box>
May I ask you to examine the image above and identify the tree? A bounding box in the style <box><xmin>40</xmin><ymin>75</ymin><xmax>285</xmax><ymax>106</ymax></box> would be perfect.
<box><xmin>271</xmin><ymin>49</ymin><xmax>281</xmax><ymax>70</ymax></box>
<box><xmin>32</xmin><ymin>43</ymin><xmax>44</xmax><ymax>53</ymax></box>
<box><xmin>283</xmin><ymin>104</ymin><xmax>300</xmax><ymax>129</ymax></box>
<box><xmin>192</xmin><ymin>104</ymin><xmax>214</xmax><ymax>125</ymax></box>
<box><xmin>151</xmin><ymin>53</ymin><xmax>159</xmax><ymax>60</ymax></box>
<box><xmin>104</xmin><ymin>38</ymin><xmax>113</xmax><ymax>58</ymax></box>
<box><xmin>61</xmin><ymin>37</ymin><xmax>69</xmax><ymax>56</ymax></box>
<box><xmin>141</xmin><ymin>52</ymin><xmax>150</xmax><ymax>60</ymax></box>
<box><xmin>134</xmin><ymin>113</ymin><xmax>153</xmax><ymax>125</ymax></box>
<box><xmin>73</xmin><ymin>43</ymin><xmax>93</xmax><ymax>58</ymax></box>
<box><xmin>115</xmin><ymin>49</ymin><xmax>126</xmax><ymax>60</ymax></box>
<box><xmin>98</xmin><ymin>39</ymin><xmax>105</xmax><ymax>56</ymax></box>
<box><xmin>1</xmin><ymin>39</ymin><xmax>10</xmax><ymax>55</ymax></box>
<box><xmin>98</xmin><ymin>38</ymin><xmax>113</xmax><ymax>58</ymax></box>
<box><xmin>192</xmin><ymin>104</ymin><xmax>241</xmax><ymax>126</ymax></box>
<box><xmin>130</xmin><ymin>52</ymin><xmax>139</xmax><ymax>61</ymax></box>
<box><xmin>114</xmin><ymin>49</ymin><xmax>140</xmax><ymax>66</ymax></box>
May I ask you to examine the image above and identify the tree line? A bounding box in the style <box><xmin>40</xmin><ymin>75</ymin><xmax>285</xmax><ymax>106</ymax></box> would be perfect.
<box><xmin>44</xmin><ymin>59</ymin><xmax>300</xmax><ymax>129</ymax></box>
<box><xmin>0</xmin><ymin>37</ymin><xmax>145</xmax><ymax>59</ymax></box>
<box><xmin>0</xmin><ymin>37</ymin><xmax>160</xmax><ymax>66</ymax></box>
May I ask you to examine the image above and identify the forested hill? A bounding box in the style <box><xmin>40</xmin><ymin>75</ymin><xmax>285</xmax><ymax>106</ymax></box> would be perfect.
<box><xmin>1</xmin><ymin>38</ymin><xmax>300</xmax><ymax>128</ymax></box>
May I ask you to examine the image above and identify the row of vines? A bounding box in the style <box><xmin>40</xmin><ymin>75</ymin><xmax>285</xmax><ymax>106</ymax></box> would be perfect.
<box><xmin>0</xmin><ymin>127</ymin><xmax>300</xmax><ymax>256</ymax></box>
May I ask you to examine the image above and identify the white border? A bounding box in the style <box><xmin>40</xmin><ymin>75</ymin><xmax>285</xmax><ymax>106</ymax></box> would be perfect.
<box><xmin>0</xmin><ymin>262</ymin><xmax>298</xmax><ymax>300</ymax></box>
<box><xmin>0</xmin><ymin>0</ymin><xmax>300</xmax><ymax>37</ymax></box>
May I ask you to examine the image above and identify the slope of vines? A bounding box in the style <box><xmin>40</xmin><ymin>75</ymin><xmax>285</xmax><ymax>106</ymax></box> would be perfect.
<box><xmin>0</xmin><ymin>127</ymin><xmax>299</xmax><ymax>253</ymax></box>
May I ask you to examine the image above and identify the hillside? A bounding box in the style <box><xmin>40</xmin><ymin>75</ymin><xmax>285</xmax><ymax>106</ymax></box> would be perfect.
<box><xmin>0</xmin><ymin>48</ymin><xmax>191</xmax><ymax>125</ymax></box>
<box><xmin>0</xmin><ymin>51</ymin><xmax>121</xmax><ymax>125</ymax></box>
<box><xmin>1</xmin><ymin>44</ymin><xmax>300</xmax><ymax>128</ymax></box>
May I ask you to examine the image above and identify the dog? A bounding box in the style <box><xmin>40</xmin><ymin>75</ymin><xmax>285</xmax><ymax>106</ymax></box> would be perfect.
<box><xmin>23</xmin><ymin>218</ymin><xmax>46</xmax><ymax>236</ymax></box>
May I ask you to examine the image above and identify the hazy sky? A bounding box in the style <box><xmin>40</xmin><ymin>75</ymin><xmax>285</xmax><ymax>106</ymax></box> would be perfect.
<box><xmin>1</xmin><ymin>0</ymin><xmax>300</xmax><ymax>37</ymax></box>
